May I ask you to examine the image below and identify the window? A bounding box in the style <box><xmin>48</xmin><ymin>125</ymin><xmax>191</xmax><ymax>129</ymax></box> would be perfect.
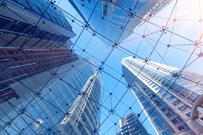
<box><xmin>178</xmin><ymin>105</ymin><xmax>189</xmax><ymax>112</ymax></box>
<box><xmin>178</xmin><ymin>124</ymin><xmax>188</xmax><ymax>130</ymax></box>
<box><xmin>12</xmin><ymin>0</ymin><xmax>31</xmax><ymax>9</ymax></box>
<box><xmin>186</xmin><ymin>112</ymin><xmax>191</xmax><ymax>118</ymax></box>
<box><xmin>172</xmin><ymin>99</ymin><xmax>180</xmax><ymax>106</ymax></box>
<box><xmin>143</xmin><ymin>102</ymin><xmax>150</xmax><ymax>109</ymax></box>
<box><xmin>173</xmin><ymin>86</ymin><xmax>183</xmax><ymax>94</ymax></box>
<box><xmin>139</xmin><ymin>96</ymin><xmax>145</xmax><ymax>101</ymax></box>
<box><xmin>166</xmin><ymin>110</ymin><xmax>175</xmax><ymax>118</ymax></box>
<box><xmin>158</xmin><ymin>89</ymin><xmax>165</xmax><ymax>94</ymax></box>
<box><xmin>29</xmin><ymin>2</ymin><xmax>43</xmax><ymax>15</ymax></box>
<box><xmin>0</xmin><ymin>17</ymin><xmax>10</xmax><ymax>29</ymax></box>
<box><xmin>162</xmin><ymin>129</ymin><xmax>173</xmax><ymax>135</ymax></box>
<box><xmin>186</xmin><ymin>92</ymin><xmax>199</xmax><ymax>103</ymax></box>
<box><xmin>171</xmin><ymin>116</ymin><xmax>182</xmax><ymax>124</ymax></box>
<box><xmin>166</xmin><ymin>95</ymin><xmax>174</xmax><ymax>102</ymax></box>
<box><xmin>179</xmin><ymin>89</ymin><xmax>190</xmax><ymax>98</ymax></box>
<box><xmin>153</xmin><ymin>118</ymin><xmax>166</xmax><ymax>129</ymax></box>
<box><xmin>148</xmin><ymin>108</ymin><xmax>157</xmax><ymax>118</ymax></box>
<box><xmin>170</xmin><ymin>84</ymin><xmax>177</xmax><ymax>90</ymax></box>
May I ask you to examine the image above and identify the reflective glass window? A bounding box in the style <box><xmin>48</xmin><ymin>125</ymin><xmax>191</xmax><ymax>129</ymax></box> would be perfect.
<box><xmin>186</xmin><ymin>112</ymin><xmax>191</xmax><ymax>118</ymax></box>
<box><xmin>166</xmin><ymin>95</ymin><xmax>175</xmax><ymax>102</ymax></box>
<box><xmin>153</xmin><ymin>117</ymin><xmax>166</xmax><ymax>129</ymax></box>
<box><xmin>171</xmin><ymin>116</ymin><xmax>182</xmax><ymax>124</ymax></box>
<box><xmin>166</xmin><ymin>110</ymin><xmax>175</xmax><ymax>118</ymax></box>
<box><xmin>186</xmin><ymin>92</ymin><xmax>199</xmax><ymax>104</ymax></box>
<box><xmin>178</xmin><ymin>124</ymin><xmax>188</xmax><ymax>130</ymax></box>
<box><xmin>172</xmin><ymin>99</ymin><xmax>180</xmax><ymax>106</ymax></box>
<box><xmin>178</xmin><ymin>105</ymin><xmax>190</xmax><ymax>112</ymax></box>
<box><xmin>162</xmin><ymin>129</ymin><xmax>173</xmax><ymax>135</ymax></box>
<box><xmin>179</xmin><ymin>89</ymin><xmax>190</xmax><ymax>98</ymax></box>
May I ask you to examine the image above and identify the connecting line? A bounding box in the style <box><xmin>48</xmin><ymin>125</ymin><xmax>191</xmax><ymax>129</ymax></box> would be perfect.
<box><xmin>61</xmin><ymin>72</ymin><xmax>97</xmax><ymax>126</ymax></box>
<box><xmin>109</xmin><ymin>0</ymin><xmax>196</xmax><ymax>44</ymax></box>
<box><xmin>100</xmin><ymin>99</ymin><xmax>138</xmax><ymax>135</ymax></box>
<box><xmin>160</xmin><ymin>47</ymin><xmax>169</xmax><ymax>64</ymax></box>
<box><xmin>145</xmin><ymin>38</ymin><xmax>169</xmax><ymax>65</ymax></box>
<box><xmin>135</xmin><ymin>23</ymin><xmax>149</xmax><ymax>55</ymax></box>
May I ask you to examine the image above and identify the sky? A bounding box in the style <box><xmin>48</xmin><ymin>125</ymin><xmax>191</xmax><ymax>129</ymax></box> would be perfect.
<box><xmin>55</xmin><ymin>0</ymin><xmax>203</xmax><ymax>134</ymax></box>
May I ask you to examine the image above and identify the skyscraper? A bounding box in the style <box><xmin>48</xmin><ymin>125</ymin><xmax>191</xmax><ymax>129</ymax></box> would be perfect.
<box><xmin>118</xmin><ymin>113</ymin><xmax>149</xmax><ymax>135</ymax></box>
<box><xmin>0</xmin><ymin>0</ymin><xmax>103</xmax><ymax>135</ymax></box>
<box><xmin>69</xmin><ymin>0</ymin><xmax>171</xmax><ymax>42</ymax></box>
<box><xmin>0</xmin><ymin>58</ymin><xmax>103</xmax><ymax>135</ymax></box>
<box><xmin>122</xmin><ymin>57</ymin><xmax>203</xmax><ymax>135</ymax></box>
<box><xmin>0</xmin><ymin>0</ymin><xmax>75</xmax><ymax>48</ymax></box>
<box><xmin>0</xmin><ymin>0</ymin><xmax>78</xmax><ymax>105</ymax></box>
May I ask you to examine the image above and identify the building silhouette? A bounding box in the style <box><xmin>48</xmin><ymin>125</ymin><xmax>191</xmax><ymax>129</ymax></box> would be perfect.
<box><xmin>122</xmin><ymin>57</ymin><xmax>203</xmax><ymax>135</ymax></box>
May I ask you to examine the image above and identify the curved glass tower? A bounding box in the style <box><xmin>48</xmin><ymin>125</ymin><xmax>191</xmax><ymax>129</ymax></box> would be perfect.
<box><xmin>122</xmin><ymin>57</ymin><xmax>203</xmax><ymax>135</ymax></box>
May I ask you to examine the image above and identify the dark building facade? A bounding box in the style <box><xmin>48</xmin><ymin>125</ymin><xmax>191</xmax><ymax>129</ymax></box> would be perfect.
<box><xmin>69</xmin><ymin>0</ymin><xmax>171</xmax><ymax>42</ymax></box>
<box><xmin>122</xmin><ymin>57</ymin><xmax>203</xmax><ymax>135</ymax></box>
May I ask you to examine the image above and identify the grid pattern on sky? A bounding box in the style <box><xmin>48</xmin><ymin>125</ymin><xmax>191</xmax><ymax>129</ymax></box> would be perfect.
<box><xmin>0</xmin><ymin>0</ymin><xmax>203</xmax><ymax>135</ymax></box>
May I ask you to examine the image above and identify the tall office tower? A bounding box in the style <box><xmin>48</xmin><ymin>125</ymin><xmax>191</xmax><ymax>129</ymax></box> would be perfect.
<box><xmin>0</xmin><ymin>58</ymin><xmax>103</xmax><ymax>135</ymax></box>
<box><xmin>69</xmin><ymin>0</ymin><xmax>171</xmax><ymax>42</ymax></box>
<box><xmin>0</xmin><ymin>0</ymin><xmax>103</xmax><ymax>134</ymax></box>
<box><xmin>0</xmin><ymin>0</ymin><xmax>75</xmax><ymax>48</ymax></box>
<box><xmin>122</xmin><ymin>57</ymin><xmax>203</xmax><ymax>135</ymax></box>
<box><xmin>0</xmin><ymin>0</ymin><xmax>78</xmax><ymax>104</ymax></box>
<box><xmin>117</xmin><ymin>113</ymin><xmax>149</xmax><ymax>135</ymax></box>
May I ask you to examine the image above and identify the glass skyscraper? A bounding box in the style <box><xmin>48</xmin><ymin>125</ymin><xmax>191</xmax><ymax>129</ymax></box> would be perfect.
<box><xmin>69</xmin><ymin>0</ymin><xmax>171</xmax><ymax>42</ymax></box>
<box><xmin>117</xmin><ymin>113</ymin><xmax>149</xmax><ymax>135</ymax></box>
<box><xmin>0</xmin><ymin>58</ymin><xmax>103</xmax><ymax>135</ymax></box>
<box><xmin>0</xmin><ymin>0</ymin><xmax>103</xmax><ymax>135</ymax></box>
<box><xmin>0</xmin><ymin>0</ymin><xmax>78</xmax><ymax>107</ymax></box>
<box><xmin>0</xmin><ymin>0</ymin><xmax>75</xmax><ymax>48</ymax></box>
<box><xmin>122</xmin><ymin>57</ymin><xmax>203</xmax><ymax>135</ymax></box>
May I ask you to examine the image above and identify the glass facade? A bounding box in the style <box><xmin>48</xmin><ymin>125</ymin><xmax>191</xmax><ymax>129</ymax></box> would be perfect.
<box><xmin>118</xmin><ymin>113</ymin><xmax>149</xmax><ymax>135</ymax></box>
<box><xmin>122</xmin><ymin>57</ymin><xmax>203</xmax><ymax>135</ymax></box>
<box><xmin>10</xmin><ymin>0</ymin><xmax>72</xmax><ymax>29</ymax></box>
<box><xmin>0</xmin><ymin>0</ymin><xmax>103</xmax><ymax>135</ymax></box>
<box><xmin>69</xmin><ymin>0</ymin><xmax>171</xmax><ymax>42</ymax></box>
<box><xmin>0</xmin><ymin>0</ymin><xmax>75</xmax><ymax>48</ymax></box>
<box><xmin>0</xmin><ymin>58</ymin><xmax>103</xmax><ymax>135</ymax></box>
